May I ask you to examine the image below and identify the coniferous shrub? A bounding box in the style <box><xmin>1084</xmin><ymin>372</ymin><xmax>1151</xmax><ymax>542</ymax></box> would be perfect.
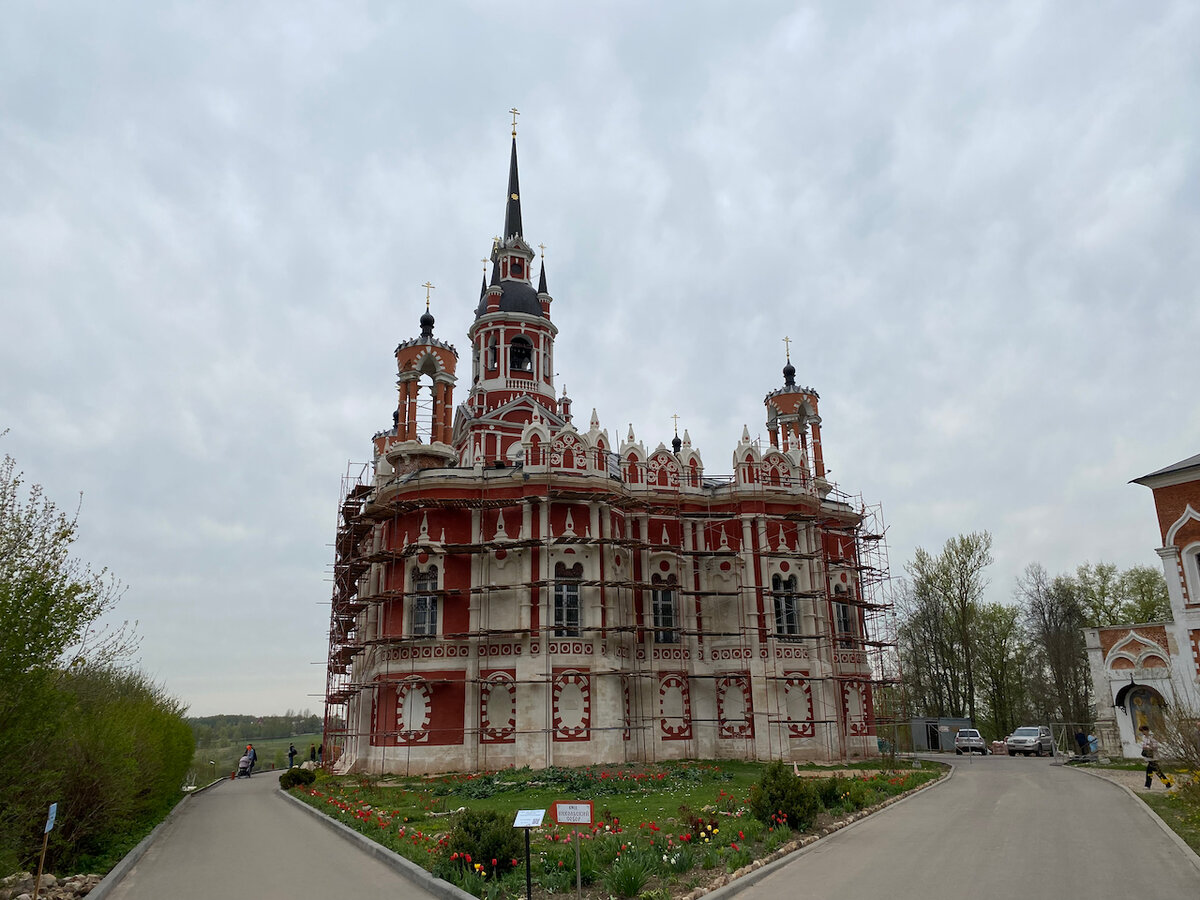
<box><xmin>748</xmin><ymin>760</ymin><xmax>820</xmax><ymax>830</ymax></box>
<box><xmin>443</xmin><ymin>808</ymin><xmax>524</xmax><ymax>880</ymax></box>
<box><xmin>279</xmin><ymin>767</ymin><xmax>316</xmax><ymax>790</ymax></box>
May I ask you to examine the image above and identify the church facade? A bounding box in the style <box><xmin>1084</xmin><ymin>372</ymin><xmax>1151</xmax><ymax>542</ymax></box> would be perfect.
<box><xmin>323</xmin><ymin>134</ymin><xmax>888</xmax><ymax>774</ymax></box>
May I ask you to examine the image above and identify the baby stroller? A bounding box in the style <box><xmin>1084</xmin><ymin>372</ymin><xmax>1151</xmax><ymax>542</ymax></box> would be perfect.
<box><xmin>237</xmin><ymin>753</ymin><xmax>253</xmax><ymax>778</ymax></box>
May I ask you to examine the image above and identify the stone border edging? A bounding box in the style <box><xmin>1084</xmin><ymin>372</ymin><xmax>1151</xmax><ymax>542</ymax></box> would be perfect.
<box><xmin>1066</xmin><ymin>765</ymin><xmax>1200</xmax><ymax>876</ymax></box>
<box><xmin>278</xmin><ymin>787</ymin><xmax>476</xmax><ymax>900</ymax></box>
<box><xmin>688</xmin><ymin>764</ymin><xmax>953</xmax><ymax>900</ymax></box>
<box><xmin>87</xmin><ymin>778</ymin><xmax>229</xmax><ymax>900</ymax></box>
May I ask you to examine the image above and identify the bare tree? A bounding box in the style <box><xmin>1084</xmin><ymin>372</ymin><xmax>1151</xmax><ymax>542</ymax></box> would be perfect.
<box><xmin>1018</xmin><ymin>563</ymin><xmax>1091</xmax><ymax>723</ymax></box>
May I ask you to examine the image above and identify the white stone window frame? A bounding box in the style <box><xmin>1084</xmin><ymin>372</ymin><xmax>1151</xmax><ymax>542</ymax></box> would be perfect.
<box><xmin>1184</xmin><ymin>540</ymin><xmax>1200</xmax><ymax>607</ymax></box>
<box><xmin>553</xmin><ymin>560</ymin><xmax>583</xmax><ymax>637</ymax></box>
<box><xmin>832</xmin><ymin>583</ymin><xmax>855</xmax><ymax>648</ymax></box>
<box><xmin>651</xmin><ymin>573</ymin><xmax>679</xmax><ymax>644</ymax></box>
<box><xmin>409</xmin><ymin>563</ymin><xmax>440</xmax><ymax>637</ymax></box>
<box><xmin>771</xmin><ymin>572</ymin><xmax>801</xmax><ymax>638</ymax></box>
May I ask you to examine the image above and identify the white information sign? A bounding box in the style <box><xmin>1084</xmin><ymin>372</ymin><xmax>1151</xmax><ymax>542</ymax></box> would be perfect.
<box><xmin>552</xmin><ymin>802</ymin><xmax>593</xmax><ymax>825</ymax></box>
<box><xmin>513</xmin><ymin>809</ymin><xmax>546</xmax><ymax>828</ymax></box>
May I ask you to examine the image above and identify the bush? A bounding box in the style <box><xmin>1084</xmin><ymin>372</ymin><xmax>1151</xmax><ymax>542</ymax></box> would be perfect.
<box><xmin>280</xmin><ymin>767</ymin><xmax>316</xmax><ymax>790</ymax></box>
<box><xmin>815</xmin><ymin>775</ymin><xmax>843</xmax><ymax>809</ymax></box>
<box><xmin>444</xmin><ymin>809</ymin><xmax>524</xmax><ymax>880</ymax></box>
<box><xmin>748</xmin><ymin>760</ymin><xmax>821</xmax><ymax>830</ymax></box>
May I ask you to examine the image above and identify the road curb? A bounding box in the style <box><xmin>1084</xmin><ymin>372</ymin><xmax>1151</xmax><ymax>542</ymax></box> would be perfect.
<box><xmin>278</xmin><ymin>786</ymin><xmax>475</xmax><ymax>900</ymax></box>
<box><xmin>1066</xmin><ymin>765</ymin><xmax>1200</xmax><ymax>876</ymax></box>
<box><xmin>700</xmin><ymin>763</ymin><xmax>954</xmax><ymax>900</ymax></box>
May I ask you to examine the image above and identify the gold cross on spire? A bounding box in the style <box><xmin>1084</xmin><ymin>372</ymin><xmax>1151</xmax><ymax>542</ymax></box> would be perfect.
<box><xmin>782</xmin><ymin>335</ymin><xmax>792</xmax><ymax>362</ymax></box>
<box><xmin>509</xmin><ymin>107</ymin><xmax>520</xmax><ymax>136</ymax></box>
<box><xmin>538</xmin><ymin>242</ymin><xmax>546</xmax><ymax>258</ymax></box>
<box><xmin>481</xmin><ymin>258</ymin><xmax>489</xmax><ymax>275</ymax></box>
<box><xmin>671</xmin><ymin>413</ymin><xmax>680</xmax><ymax>435</ymax></box>
<box><xmin>422</xmin><ymin>281</ymin><xmax>435</xmax><ymax>310</ymax></box>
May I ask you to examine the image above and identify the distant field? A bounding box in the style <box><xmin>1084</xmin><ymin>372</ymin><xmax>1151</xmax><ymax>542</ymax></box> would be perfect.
<box><xmin>192</xmin><ymin>733</ymin><xmax>323</xmax><ymax>780</ymax></box>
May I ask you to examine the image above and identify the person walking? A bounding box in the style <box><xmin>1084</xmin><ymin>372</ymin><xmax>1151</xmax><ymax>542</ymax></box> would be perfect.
<box><xmin>309</xmin><ymin>743</ymin><xmax>316</xmax><ymax>764</ymax></box>
<box><xmin>1139</xmin><ymin>725</ymin><xmax>1172</xmax><ymax>789</ymax></box>
<box><xmin>246</xmin><ymin>744</ymin><xmax>258</xmax><ymax>776</ymax></box>
<box><xmin>287</xmin><ymin>743</ymin><xmax>297</xmax><ymax>768</ymax></box>
<box><xmin>317</xmin><ymin>743</ymin><xmax>324</xmax><ymax>765</ymax></box>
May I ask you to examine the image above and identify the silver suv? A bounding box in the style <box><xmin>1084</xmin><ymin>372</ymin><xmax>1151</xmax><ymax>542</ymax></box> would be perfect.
<box><xmin>954</xmin><ymin>728</ymin><xmax>987</xmax><ymax>755</ymax></box>
<box><xmin>1006</xmin><ymin>725</ymin><xmax>1054</xmax><ymax>756</ymax></box>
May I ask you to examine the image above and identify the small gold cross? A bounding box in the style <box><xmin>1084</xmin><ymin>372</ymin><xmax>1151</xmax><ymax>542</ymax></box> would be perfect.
<box><xmin>782</xmin><ymin>335</ymin><xmax>792</xmax><ymax>362</ymax></box>
<box><xmin>422</xmin><ymin>281</ymin><xmax>435</xmax><ymax>309</ymax></box>
<box><xmin>538</xmin><ymin>242</ymin><xmax>546</xmax><ymax>258</ymax></box>
<box><xmin>671</xmin><ymin>413</ymin><xmax>680</xmax><ymax>435</ymax></box>
<box><xmin>509</xmin><ymin>107</ymin><xmax>520</xmax><ymax>136</ymax></box>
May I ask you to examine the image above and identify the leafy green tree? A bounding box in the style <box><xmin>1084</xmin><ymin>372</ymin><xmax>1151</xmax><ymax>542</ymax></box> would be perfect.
<box><xmin>1115</xmin><ymin>565</ymin><xmax>1170</xmax><ymax>623</ymax></box>
<box><xmin>897</xmin><ymin>533</ymin><xmax>993</xmax><ymax>723</ymax></box>
<box><xmin>0</xmin><ymin>448</ymin><xmax>186</xmax><ymax>874</ymax></box>
<box><xmin>973</xmin><ymin>602</ymin><xmax>1029</xmax><ymax>739</ymax></box>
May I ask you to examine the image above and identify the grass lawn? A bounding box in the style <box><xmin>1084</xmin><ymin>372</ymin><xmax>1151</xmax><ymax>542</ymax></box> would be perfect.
<box><xmin>192</xmin><ymin>732</ymin><xmax>323</xmax><ymax>779</ymax></box>
<box><xmin>290</xmin><ymin>759</ymin><xmax>944</xmax><ymax>899</ymax></box>
<box><xmin>1141</xmin><ymin>790</ymin><xmax>1200</xmax><ymax>856</ymax></box>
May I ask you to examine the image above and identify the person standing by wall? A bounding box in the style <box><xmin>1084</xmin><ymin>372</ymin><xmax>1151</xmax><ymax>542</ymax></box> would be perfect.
<box><xmin>287</xmin><ymin>743</ymin><xmax>297</xmax><ymax>768</ymax></box>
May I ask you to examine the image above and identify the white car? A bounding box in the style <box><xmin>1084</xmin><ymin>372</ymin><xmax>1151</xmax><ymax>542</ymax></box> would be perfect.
<box><xmin>954</xmin><ymin>728</ymin><xmax>988</xmax><ymax>755</ymax></box>
<box><xmin>1006</xmin><ymin>725</ymin><xmax>1055</xmax><ymax>756</ymax></box>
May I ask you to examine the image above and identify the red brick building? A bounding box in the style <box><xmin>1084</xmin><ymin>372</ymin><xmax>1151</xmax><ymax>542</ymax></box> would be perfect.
<box><xmin>323</xmin><ymin>134</ymin><xmax>892</xmax><ymax>774</ymax></box>
<box><xmin>1085</xmin><ymin>452</ymin><xmax>1200</xmax><ymax>757</ymax></box>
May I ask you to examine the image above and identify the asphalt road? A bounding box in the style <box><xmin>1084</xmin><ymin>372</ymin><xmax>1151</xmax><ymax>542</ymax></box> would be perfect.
<box><xmin>102</xmin><ymin>769</ymin><xmax>436</xmax><ymax>900</ymax></box>
<box><xmin>732</xmin><ymin>754</ymin><xmax>1200</xmax><ymax>900</ymax></box>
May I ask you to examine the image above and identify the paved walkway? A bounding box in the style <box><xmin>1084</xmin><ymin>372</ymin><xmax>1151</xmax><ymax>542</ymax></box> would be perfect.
<box><xmin>733</xmin><ymin>754</ymin><xmax>1200</xmax><ymax>900</ymax></box>
<box><xmin>103</xmin><ymin>770</ymin><xmax>436</xmax><ymax>900</ymax></box>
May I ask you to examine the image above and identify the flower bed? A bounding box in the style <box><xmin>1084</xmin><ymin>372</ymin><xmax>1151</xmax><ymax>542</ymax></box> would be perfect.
<box><xmin>290</xmin><ymin>760</ymin><xmax>943</xmax><ymax>899</ymax></box>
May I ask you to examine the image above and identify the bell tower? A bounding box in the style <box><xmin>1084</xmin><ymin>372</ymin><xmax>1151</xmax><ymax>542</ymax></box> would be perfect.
<box><xmin>764</xmin><ymin>337</ymin><xmax>826</xmax><ymax>484</ymax></box>
<box><xmin>454</xmin><ymin>119</ymin><xmax>564</xmax><ymax>466</ymax></box>
<box><xmin>374</xmin><ymin>287</ymin><xmax>459</xmax><ymax>477</ymax></box>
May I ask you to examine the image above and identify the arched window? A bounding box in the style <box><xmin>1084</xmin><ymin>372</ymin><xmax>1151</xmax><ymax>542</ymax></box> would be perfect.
<box><xmin>411</xmin><ymin>565</ymin><xmax>438</xmax><ymax>636</ymax></box>
<box><xmin>486</xmin><ymin>336</ymin><xmax>498</xmax><ymax>371</ymax></box>
<box><xmin>554</xmin><ymin>562</ymin><xmax>582</xmax><ymax>637</ymax></box>
<box><xmin>509</xmin><ymin>336</ymin><xmax>533</xmax><ymax>373</ymax></box>
<box><xmin>772</xmin><ymin>574</ymin><xmax>799</xmax><ymax>636</ymax></box>
<box><xmin>651</xmin><ymin>574</ymin><xmax>678</xmax><ymax>644</ymax></box>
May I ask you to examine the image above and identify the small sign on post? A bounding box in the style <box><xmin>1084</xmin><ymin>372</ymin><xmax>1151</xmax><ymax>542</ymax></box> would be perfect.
<box><xmin>552</xmin><ymin>802</ymin><xmax>593</xmax><ymax>899</ymax></box>
<box><xmin>33</xmin><ymin>802</ymin><xmax>57</xmax><ymax>900</ymax></box>
<box><xmin>513</xmin><ymin>809</ymin><xmax>546</xmax><ymax>900</ymax></box>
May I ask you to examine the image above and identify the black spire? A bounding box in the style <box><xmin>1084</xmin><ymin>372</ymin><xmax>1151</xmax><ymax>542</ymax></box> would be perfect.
<box><xmin>420</xmin><ymin>303</ymin><xmax>435</xmax><ymax>339</ymax></box>
<box><xmin>783</xmin><ymin>359</ymin><xmax>796</xmax><ymax>387</ymax></box>
<box><xmin>671</xmin><ymin>433</ymin><xmax>682</xmax><ymax>453</ymax></box>
<box><xmin>480</xmin><ymin>274</ymin><xmax>488</xmax><ymax>298</ymax></box>
<box><xmin>503</xmin><ymin>137</ymin><xmax>523</xmax><ymax>239</ymax></box>
<box><xmin>537</xmin><ymin>258</ymin><xmax>548</xmax><ymax>294</ymax></box>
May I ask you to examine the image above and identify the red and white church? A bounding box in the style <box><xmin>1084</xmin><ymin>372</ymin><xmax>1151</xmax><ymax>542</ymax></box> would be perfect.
<box><xmin>323</xmin><ymin>132</ymin><xmax>886</xmax><ymax>774</ymax></box>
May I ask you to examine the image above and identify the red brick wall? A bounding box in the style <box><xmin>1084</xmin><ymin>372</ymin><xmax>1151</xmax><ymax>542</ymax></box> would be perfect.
<box><xmin>1151</xmin><ymin>480</ymin><xmax>1200</xmax><ymax>544</ymax></box>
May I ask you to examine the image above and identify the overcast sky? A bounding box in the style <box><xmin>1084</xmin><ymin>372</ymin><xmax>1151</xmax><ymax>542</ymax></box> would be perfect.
<box><xmin>2</xmin><ymin>2</ymin><xmax>1197</xmax><ymax>716</ymax></box>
